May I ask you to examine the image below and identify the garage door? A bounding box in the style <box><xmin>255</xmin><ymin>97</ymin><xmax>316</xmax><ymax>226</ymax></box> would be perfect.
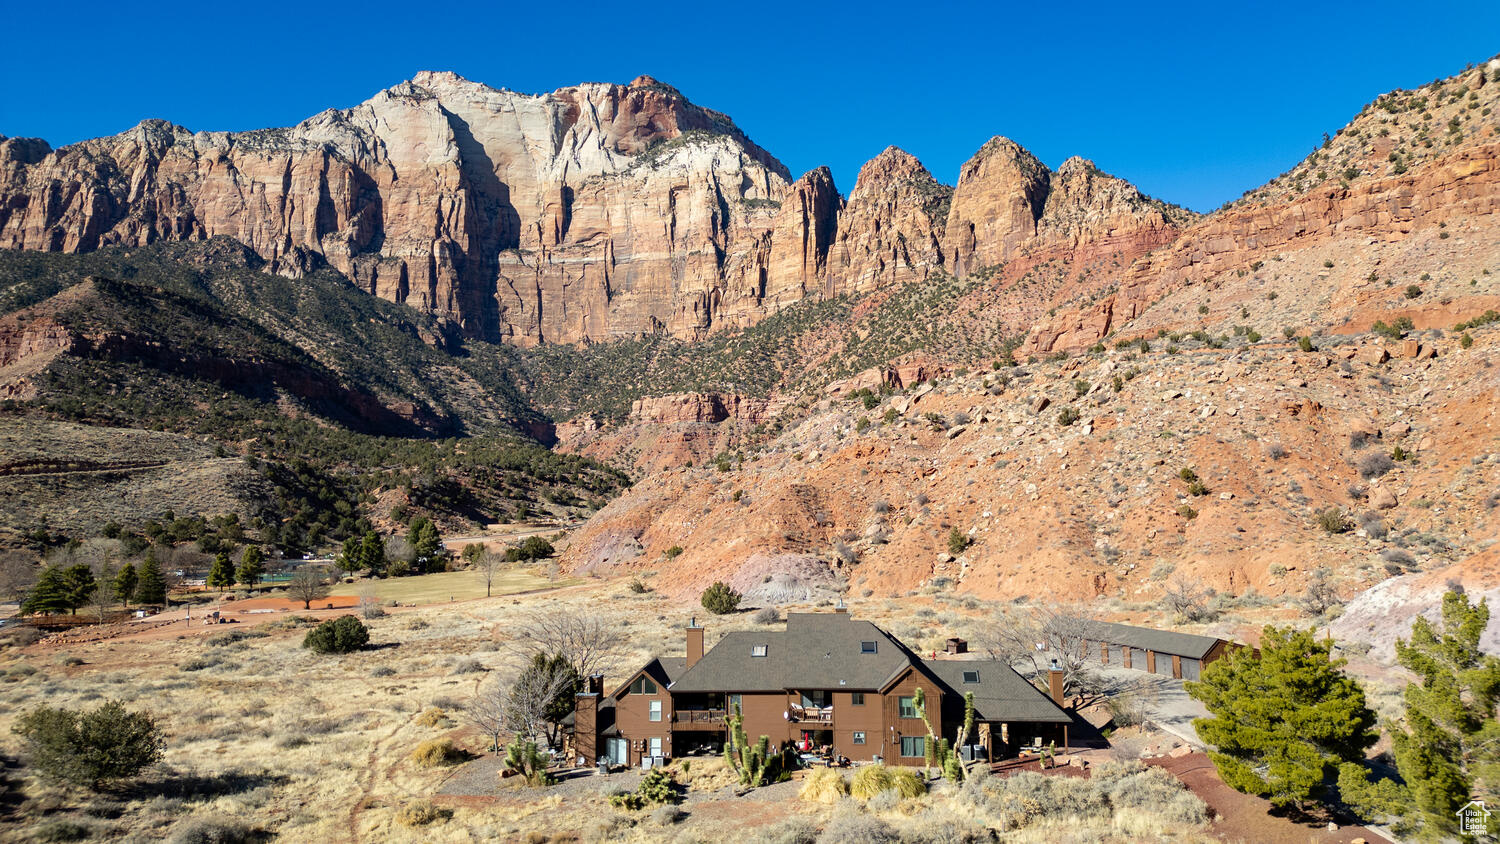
<box><xmin>1154</xmin><ymin>653</ymin><xmax>1174</xmax><ymax>677</ymax></box>
<box><xmin>1180</xmin><ymin>658</ymin><xmax>1201</xmax><ymax>681</ymax></box>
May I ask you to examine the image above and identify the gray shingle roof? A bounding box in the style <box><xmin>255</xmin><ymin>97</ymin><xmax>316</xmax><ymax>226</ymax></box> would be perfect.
<box><xmin>1087</xmin><ymin>621</ymin><xmax>1224</xmax><ymax>660</ymax></box>
<box><xmin>669</xmin><ymin>612</ymin><xmax>911</xmax><ymax>693</ymax></box>
<box><xmin>921</xmin><ymin>659</ymin><xmax>1072</xmax><ymax>723</ymax></box>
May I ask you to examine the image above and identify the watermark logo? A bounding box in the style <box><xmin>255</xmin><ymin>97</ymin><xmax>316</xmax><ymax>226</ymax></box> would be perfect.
<box><xmin>1459</xmin><ymin>800</ymin><xmax>1492</xmax><ymax>836</ymax></box>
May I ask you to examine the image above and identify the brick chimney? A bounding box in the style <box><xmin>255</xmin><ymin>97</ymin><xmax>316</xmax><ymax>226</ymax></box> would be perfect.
<box><xmin>686</xmin><ymin>617</ymin><xmax>704</xmax><ymax>669</ymax></box>
<box><xmin>1048</xmin><ymin>662</ymin><xmax>1066</xmax><ymax>708</ymax></box>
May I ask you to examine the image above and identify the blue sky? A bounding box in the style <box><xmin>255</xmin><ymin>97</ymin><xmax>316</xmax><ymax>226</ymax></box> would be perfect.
<box><xmin>2</xmin><ymin>1</ymin><xmax>1495</xmax><ymax>212</ymax></box>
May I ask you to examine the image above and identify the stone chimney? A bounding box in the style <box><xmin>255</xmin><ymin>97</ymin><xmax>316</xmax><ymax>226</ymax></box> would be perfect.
<box><xmin>1048</xmin><ymin>661</ymin><xmax>1066</xmax><ymax>707</ymax></box>
<box><xmin>686</xmin><ymin>617</ymin><xmax>704</xmax><ymax>669</ymax></box>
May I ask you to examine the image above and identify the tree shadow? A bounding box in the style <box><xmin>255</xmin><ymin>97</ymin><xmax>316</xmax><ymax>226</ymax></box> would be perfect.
<box><xmin>119</xmin><ymin>768</ymin><xmax>290</xmax><ymax>801</ymax></box>
<box><xmin>0</xmin><ymin>754</ymin><xmax>25</xmax><ymax>822</ymax></box>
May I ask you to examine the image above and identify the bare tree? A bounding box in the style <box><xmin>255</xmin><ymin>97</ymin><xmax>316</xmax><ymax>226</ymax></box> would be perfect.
<box><xmin>983</xmin><ymin>604</ymin><xmax>1109</xmax><ymax>706</ymax></box>
<box><xmin>287</xmin><ymin>567</ymin><xmax>330</xmax><ymax>610</ymax></box>
<box><xmin>467</xmin><ymin>658</ymin><xmax>576</xmax><ymax>752</ymax></box>
<box><xmin>0</xmin><ymin>552</ymin><xmax>38</xmax><ymax>604</ymax></box>
<box><xmin>357</xmin><ymin>584</ymin><xmax>385</xmax><ymax>619</ymax></box>
<box><xmin>88</xmin><ymin>566</ymin><xmax>117</xmax><ymax>623</ymax></box>
<box><xmin>506</xmin><ymin>611</ymin><xmax>621</xmax><ymax>679</ymax></box>
<box><xmin>1300</xmin><ymin>568</ymin><xmax>1343</xmax><ymax>617</ymax></box>
<box><xmin>475</xmin><ymin>551</ymin><xmax>504</xmax><ymax>598</ymax></box>
<box><xmin>1161</xmin><ymin>577</ymin><xmax>1218</xmax><ymax>622</ymax></box>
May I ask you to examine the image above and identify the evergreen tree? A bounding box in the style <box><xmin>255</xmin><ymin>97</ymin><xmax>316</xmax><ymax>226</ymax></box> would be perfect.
<box><xmin>337</xmin><ymin>536</ymin><xmax>361</xmax><ymax>575</ymax></box>
<box><xmin>358</xmin><ymin>531</ymin><xmax>385</xmax><ymax>576</ymax></box>
<box><xmin>235</xmin><ymin>546</ymin><xmax>265</xmax><ymax>587</ymax></box>
<box><xmin>134</xmin><ymin>554</ymin><xmax>167</xmax><ymax>606</ymax></box>
<box><xmin>20</xmin><ymin>566</ymin><xmax>72</xmax><ymax>616</ymax></box>
<box><xmin>1394</xmin><ymin>590</ymin><xmax>1500</xmax><ymax>832</ymax></box>
<box><xmin>1343</xmin><ymin>589</ymin><xmax>1500</xmax><ymax>836</ymax></box>
<box><xmin>1187</xmin><ymin>626</ymin><xmax>1378</xmax><ymax>809</ymax></box>
<box><xmin>113</xmin><ymin>563</ymin><xmax>138</xmax><ymax>608</ymax></box>
<box><xmin>62</xmin><ymin>564</ymin><xmax>96</xmax><ymax>615</ymax></box>
<box><xmin>407</xmin><ymin>517</ymin><xmax>442</xmax><ymax>572</ymax></box>
<box><xmin>206</xmin><ymin>552</ymin><xmax>234</xmax><ymax>592</ymax></box>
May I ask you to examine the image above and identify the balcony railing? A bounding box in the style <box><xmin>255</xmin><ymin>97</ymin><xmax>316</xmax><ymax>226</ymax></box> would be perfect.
<box><xmin>789</xmin><ymin>703</ymin><xmax>833</xmax><ymax>724</ymax></box>
<box><xmin>674</xmin><ymin>709</ymin><xmax>726</xmax><ymax>728</ymax></box>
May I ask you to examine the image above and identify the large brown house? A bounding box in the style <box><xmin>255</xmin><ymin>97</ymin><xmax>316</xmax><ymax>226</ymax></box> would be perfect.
<box><xmin>570</xmin><ymin>610</ymin><xmax>1071</xmax><ymax>768</ymax></box>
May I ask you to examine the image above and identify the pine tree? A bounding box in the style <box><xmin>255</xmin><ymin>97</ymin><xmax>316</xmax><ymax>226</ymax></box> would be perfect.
<box><xmin>407</xmin><ymin>518</ymin><xmax>442</xmax><ymax>572</ymax></box>
<box><xmin>337</xmin><ymin>536</ymin><xmax>361</xmax><ymax>575</ymax></box>
<box><xmin>358</xmin><ymin>531</ymin><xmax>385</xmax><ymax>576</ymax></box>
<box><xmin>62</xmin><ymin>564</ymin><xmax>96</xmax><ymax>615</ymax></box>
<box><xmin>20</xmin><ymin>566</ymin><xmax>72</xmax><ymax>616</ymax></box>
<box><xmin>1390</xmin><ymin>590</ymin><xmax>1499</xmax><ymax>833</ymax></box>
<box><xmin>1187</xmin><ymin>626</ymin><xmax>1378</xmax><ymax>809</ymax></box>
<box><xmin>235</xmin><ymin>546</ymin><xmax>264</xmax><ymax>587</ymax></box>
<box><xmin>134</xmin><ymin>554</ymin><xmax>167</xmax><ymax>606</ymax></box>
<box><xmin>206</xmin><ymin>552</ymin><xmax>234</xmax><ymax>592</ymax></box>
<box><xmin>113</xmin><ymin>563</ymin><xmax>138</xmax><ymax>608</ymax></box>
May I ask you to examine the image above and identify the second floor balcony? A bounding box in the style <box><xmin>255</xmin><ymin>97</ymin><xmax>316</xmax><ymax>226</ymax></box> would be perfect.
<box><xmin>673</xmin><ymin>708</ymin><xmax>726</xmax><ymax>729</ymax></box>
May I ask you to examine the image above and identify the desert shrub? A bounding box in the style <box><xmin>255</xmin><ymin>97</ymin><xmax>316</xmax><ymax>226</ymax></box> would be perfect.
<box><xmin>584</xmin><ymin>815</ymin><xmax>635</xmax><ymax>843</ymax></box>
<box><xmin>415</xmin><ymin>708</ymin><xmax>449</xmax><ymax>728</ymax></box>
<box><xmin>754</xmin><ymin>606</ymin><xmax>782</xmax><ymax>625</ymax></box>
<box><xmin>637</xmin><ymin>767</ymin><xmax>680</xmax><ymax>804</ymax></box>
<box><xmin>12</xmin><ymin>700</ymin><xmax>164</xmax><ymax>787</ymax></box>
<box><xmin>1265</xmin><ymin>442</ymin><xmax>1288</xmax><ymax>460</ymax></box>
<box><xmin>651</xmin><ymin>804</ymin><xmax>685</xmax><ymax>825</ymax></box>
<box><xmin>410</xmin><ymin>738</ymin><xmax>462</xmax><ymax>768</ymax></box>
<box><xmin>1381</xmin><ymin>548</ymin><xmax>1415</xmax><ymax>567</ymax></box>
<box><xmin>395</xmin><ymin>799</ymin><xmax>449</xmax><ymax>827</ymax></box>
<box><xmin>897</xmin><ymin>809</ymin><xmax>994</xmax><ymax>843</ymax></box>
<box><xmin>370</xmin><ymin>665</ymin><xmax>396</xmax><ymax>677</ymax></box>
<box><xmin>1316</xmin><ymin>508</ymin><xmax>1352</xmax><ymax>534</ymax></box>
<box><xmin>700</xmin><ymin>581</ymin><xmax>742</xmax><ymax>615</ymax></box>
<box><xmin>798</xmin><ymin>768</ymin><xmax>848</xmax><ymax>803</ymax></box>
<box><xmin>167</xmin><ymin>817</ymin><xmax>256</xmax><ymax>844</ymax></box>
<box><xmin>179</xmin><ymin>655</ymin><xmax>222</xmax><ymax>672</ymax></box>
<box><xmin>450</xmin><ymin>658</ymin><xmax>484</xmax><ymax>675</ymax></box>
<box><xmin>1057</xmin><ymin>406</ymin><xmax>1080</xmax><ymax>427</ymax></box>
<box><xmin>301</xmin><ymin>615</ymin><xmax>369</xmax><ymax>654</ymax></box>
<box><xmin>607</xmin><ymin>790</ymin><xmax>645</xmax><ymax>810</ymax></box>
<box><xmin>628</xmin><ymin>579</ymin><xmax>651</xmax><ymax>594</ymax></box>
<box><xmin>946</xmin><ymin>528</ymin><xmax>971</xmax><ymax>555</ymax></box>
<box><xmin>849</xmin><ymin>764</ymin><xmax>925</xmax><ymax>799</ymax></box>
<box><xmin>818</xmin><ymin>806</ymin><xmax>898</xmax><ymax>844</ymax></box>
<box><xmin>747</xmin><ymin>816</ymin><xmax>817</xmax><ymax>844</ymax></box>
<box><xmin>1358</xmin><ymin>452</ymin><xmax>1395</xmax><ymax>479</ymax></box>
<box><xmin>33</xmin><ymin>820</ymin><xmax>95</xmax><ymax>843</ymax></box>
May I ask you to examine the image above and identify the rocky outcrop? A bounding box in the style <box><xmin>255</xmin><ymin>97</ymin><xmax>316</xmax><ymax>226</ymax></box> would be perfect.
<box><xmin>0</xmin><ymin>76</ymin><xmax>1196</xmax><ymax>348</ymax></box>
<box><xmin>629</xmin><ymin>392</ymin><xmax>784</xmax><ymax>425</ymax></box>
<box><xmin>0</xmin><ymin>73</ymin><xmax>814</xmax><ymax>344</ymax></box>
<box><xmin>1025</xmin><ymin>142</ymin><xmax>1500</xmax><ymax>354</ymax></box>
<box><xmin>942</xmin><ymin>138</ymin><xmax>1051</xmax><ymax>275</ymax></box>
<box><xmin>829</xmin><ymin>147</ymin><xmax>950</xmax><ymax>290</ymax></box>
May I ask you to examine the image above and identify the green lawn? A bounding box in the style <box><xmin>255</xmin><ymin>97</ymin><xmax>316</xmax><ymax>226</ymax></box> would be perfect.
<box><xmin>327</xmin><ymin>568</ymin><xmax>580</xmax><ymax>605</ymax></box>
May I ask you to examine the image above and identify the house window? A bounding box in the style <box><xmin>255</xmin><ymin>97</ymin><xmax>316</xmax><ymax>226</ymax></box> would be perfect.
<box><xmin>801</xmin><ymin>690</ymin><xmax>829</xmax><ymax>708</ymax></box>
<box><xmin>649</xmin><ymin>700</ymin><xmax>662</xmax><ymax>722</ymax></box>
<box><xmin>648</xmin><ymin>737</ymin><xmax>662</xmax><ymax>757</ymax></box>
<box><xmin>851</xmin><ymin>692</ymin><xmax>865</xmax><ymax>706</ymax></box>
<box><xmin>751</xmin><ymin>644</ymin><xmax>768</xmax><ymax>657</ymax></box>
<box><xmin>861</xmin><ymin>641</ymin><xmax>877</xmax><ymax>654</ymax></box>
<box><xmin>630</xmin><ymin>676</ymin><xmax>659</xmax><ymax>695</ymax></box>
<box><xmin>962</xmin><ymin>670</ymin><xmax>980</xmax><ymax>684</ymax></box>
<box><xmin>898</xmin><ymin>696</ymin><xmax>919</xmax><ymax>719</ymax></box>
<box><xmin>852</xmin><ymin>731</ymin><xmax>866</xmax><ymax>745</ymax></box>
<box><xmin>727</xmin><ymin>693</ymin><xmax>742</xmax><ymax>713</ymax></box>
<box><xmin>900</xmin><ymin>736</ymin><xmax>925</xmax><ymax>757</ymax></box>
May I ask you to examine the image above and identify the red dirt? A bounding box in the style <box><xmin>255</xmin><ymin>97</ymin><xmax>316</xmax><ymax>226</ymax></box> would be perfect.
<box><xmin>1150</xmin><ymin>753</ymin><xmax>1390</xmax><ymax>844</ymax></box>
<box><xmin>219</xmin><ymin>595</ymin><xmax>360</xmax><ymax>611</ymax></box>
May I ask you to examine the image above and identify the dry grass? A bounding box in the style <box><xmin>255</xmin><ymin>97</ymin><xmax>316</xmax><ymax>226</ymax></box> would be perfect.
<box><xmin>327</xmin><ymin>568</ymin><xmax>581</xmax><ymax>604</ymax></box>
<box><xmin>798</xmin><ymin>768</ymin><xmax>848</xmax><ymax>804</ymax></box>
<box><xmin>0</xmin><ymin>580</ymin><xmax>1251</xmax><ymax>841</ymax></box>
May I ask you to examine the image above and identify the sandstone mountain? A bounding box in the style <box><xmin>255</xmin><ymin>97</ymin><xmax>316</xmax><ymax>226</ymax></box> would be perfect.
<box><xmin>0</xmin><ymin>73</ymin><xmax>1192</xmax><ymax>348</ymax></box>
